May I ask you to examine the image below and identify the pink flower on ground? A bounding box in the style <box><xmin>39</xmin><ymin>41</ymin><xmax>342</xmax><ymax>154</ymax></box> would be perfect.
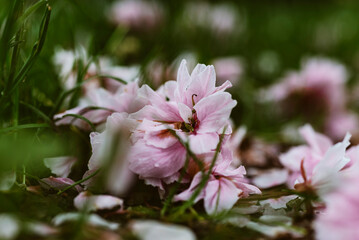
<box><xmin>314</xmin><ymin>163</ymin><xmax>359</xmax><ymax>240</ymax></box>
<box><xmin>54</xmin><ymin>82</ymin><xmax>147</xmax><ymax>130</ymax></box>
<box><xmin>85</xmin><ymin>112</ymin><xmax>138</xmax><ymax>196</ymax></box>
<box><xmin>212</xmin><ymin>57</ymin><xmax>243</xmax><ymax>86</ymax></box>
<box><xmin>223</xmin><ymin>126</ymin><xmax>246</xmax><ymax>168</ymax></box>
<box><xmin>128</xmin><ymin>60</ymin><xmax>237</xmax><ymax>188</ymax></box>
<box><xmin>184</xmin><ymin>2</ymin><xmax>240</xmax><ymax>36</ymax></box>
<box><xmin>280</xmin><ymin>124</ymin><xmax>351</xmax><ymax>195</ymax></box>
<box><xmin>53</xmin><ymin>48</ymin><xmax>139</xmax><ymax>93</ymax></box>
<box><xmin>109</xmin><ymin>0</ymin><xmax>163</xmax><ymax>30</ymax></box>
<box><xmin>174</xmin><ymin>160</ymin><xmax>261</xmax><ymax>215</ymax></box>
<box><xmin>325</xmin><ymin>111</ymin><xmax>359</xmax><ymax>140</ymax></box>
<box><xmin>263</xmin><ymin>57</ymin><xmax>347</xmax><ymax>112</ymax></box>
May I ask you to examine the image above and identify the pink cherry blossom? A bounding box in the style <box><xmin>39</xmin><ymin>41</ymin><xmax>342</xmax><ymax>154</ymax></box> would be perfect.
<box><xmin>109</xmin><ymin>0</ymin><xmax>163</xmax><ymax>30</ymax></box>
<box><xmin>314</xmin><ymin>162</ymin><xmax>359</xmax><ymax>240</ymax></box>
<box><xmin>212</xmin><ymin>57</ymin><xmax>243</xmax><ymax>86</ymax></box>
<box><xmin>325</xmin><ymin>111</ymin><xmax>359</xmax><ymax>140</ymax></box>
<box><xmin>280</xmin><ymin>124</ymin><xmax>351</xmax><ymax>195</ymax></box>
<box><xmin>174</xmin><ymin>160</ymin><xmax>260</xmax><ymax>215</ymax></box>
<box><xmin>54</xmin><ymin>82</ymin><xmax>147</xmax><ymax>130</ymax></box>
<box><xmin>53</xmin><ymin>48</ymin><xmax>139</xmax><ymax>93</ymax></box>
<box><xmin>263</xmin><ymin>57</ymin><xmax>347</xmax><ymax>112</ymax></box>
<box><xmin>184</xmin><ymin>2</ymin><xmax>240</xmax><ymax>36</ymax></box>
<box><xmin>128</xmin><ymin>60</ymin><xmax>237</xmax><ymax>186</ymax></box>
<box><xmin>85</xmin><ymin>112</ymin><xmax>138</xmax><ymax>196</ymax></box>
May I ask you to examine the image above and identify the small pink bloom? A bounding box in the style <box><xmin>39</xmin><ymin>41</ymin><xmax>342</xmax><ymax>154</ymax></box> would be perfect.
<box><xmin>263</xmin><ymin>57</ymin><xmax>348</xmax><ymax>112</ymax></box>
<box><xmin>55</xmin><ymin>82</ymin><xmax>147</xmax><ymax>130</ymax></box>
<box><xmin>314</xmin><ymin>163</ymin><xmax>359</xmax><ymax>240</ymax></box>
<box><xmin>175</xmin><ymin>160</ymin><xmax>261</xmax><ymax>215</ymax></box>
<box><xmin>325</xmin><ymin>111</ymin><xmax>359</xmax><ymax>140</ymax></box>
<box><xmin>212</xmin><ymin>57</ymin><xmax>243</xmax><ymax>86</ymax></box>
<box><xmin>280</xmin><ymin>124</ymin><xmax>351</xmax><ymax>195</ymax></box>
<box><xmin>109</xmin><ymin>0</ymin><xmax>163</xmax><ymax>30</ymax></box>
<box><xmin>85</xmin><ymin>112</ymin><xmax>138</xmax><ymax>196</ymax></box>
<box><xmin>128</xmin><ymin>60</ymin><xmax>237</xmax><ymax>183</ymax></box>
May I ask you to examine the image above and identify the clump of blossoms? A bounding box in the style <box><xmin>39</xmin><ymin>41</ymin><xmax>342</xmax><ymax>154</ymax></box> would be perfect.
<box><xmin>279</xmin><ymin>124</ymin><xmax>358</xmax><ymax>196</ymax></box>
<box><xmin>84</xmin><ymin>60</ymin><xmax>261</xmax><ymax>214</ymax></box>
<box><xmin>314</xmin><ymin>162</ymin><xmax>359</xmax><ymax>240</ymax></box>
<box><xmin>52</xmin><ymin>48</ymin><xmax>146</xmax><ymax>130</ymax></box>
<box><xmin>262</xmin><ymin>57</ymin><xmax>358</xmax><ymax>139</ymax></box>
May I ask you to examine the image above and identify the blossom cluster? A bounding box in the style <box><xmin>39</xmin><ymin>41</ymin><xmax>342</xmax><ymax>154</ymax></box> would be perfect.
<box><xmin>44</xmin><ymin>52</ymin><xmax>359</xmax><ymax>239</ymax></box>
<box><xmin>50</xmin><ymin>59</ymin><xmax>261</xmax><ymax>215</ymax></box>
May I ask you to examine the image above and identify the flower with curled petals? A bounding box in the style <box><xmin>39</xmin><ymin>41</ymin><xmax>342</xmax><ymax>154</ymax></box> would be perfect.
<box><xmin>128</xmin><ymin>60</ymin><xmax>237</xmax><ymax>187</ymax></box>
<box><xmin>174</xmin><ymin>159</ymin><xmax>261</xmax><ymax>215</ymax></box>
<box><xmin>280</xmin><ymin>124</ymin><xmax>352</xmax><ymax>195</ymax></box>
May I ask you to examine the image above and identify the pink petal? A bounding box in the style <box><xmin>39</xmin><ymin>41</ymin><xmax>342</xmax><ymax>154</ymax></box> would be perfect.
<box><xmin>185</xmin><ymin>64</ymin><xmax>216</xmax><ymax>105</ymax></box>
<box><xmin>129</xmin><ymin>140</ymin><xmax>186</xmax><ymax>178</ymax></box>
<box><xmin>204</xmin><ymin>178</ymin><xmax>241</xmax><ymax>214</ymax></box>
<box><xmin>279</xmin><ymin>145</ymin><xmax>309</xmax><ymax>171</ymax></box>
<box><xmin>174</xmin><ymin>172</ymin><xmax>204</xmax><ymax>203</ymax></box>
<box><xmin>252</xmin><ymin>169</ymin><xmax>289</xmax><ymax>189</ymax></box>
<box><xmin>44</xmin><ymin>156</ymin><xmax>77</xmax><ymax>178</ymax></box>
<box><xmin>74</xmin><ymin>191</ymin><xmax>123</xmax><ymax>211</ymax></box>
<box><xmin>311</xmin><ymin>133</ymin><xmax>351</xmax><ymax>193</ymax></box>
<box><xmin>194</xmin><ymin>92</ymin><xmax>237</xmax><ymax>133</ymax></box>
<box><xmin>299</xmin><ymin>124</ymin><xmax>333</xmax><ymax>156</ymax></box>
<box><xmin>178</xmin><ymin>103</ymin><xmax>193</xmax><ymax>124</ymax></box>
<box><xmin>176</xmin><ymin>60</ymin><xmax>191</xmax><ymax>98</ymax></box>
<box><xmin>188</xmin><ymin>133</ymin><xmax>219</xmax><ymax>155</ymax></box>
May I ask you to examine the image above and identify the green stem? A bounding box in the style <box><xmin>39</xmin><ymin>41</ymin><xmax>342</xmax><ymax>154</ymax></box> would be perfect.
<box><xmin>161</xmin><ymin>154</ymin><xmax>190</xmax><ymax>217</ymax></box>
<box><xmin>174</xmin><ymin>127</ymin><xmax>227</xmax><ymax>216</ymax></box>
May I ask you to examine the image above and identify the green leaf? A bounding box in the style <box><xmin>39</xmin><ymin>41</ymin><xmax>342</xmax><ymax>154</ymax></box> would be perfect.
<box><xmin>0</xmin><ymin>123</ymin><xmax>49</xmax><ymax>133</ymax></box>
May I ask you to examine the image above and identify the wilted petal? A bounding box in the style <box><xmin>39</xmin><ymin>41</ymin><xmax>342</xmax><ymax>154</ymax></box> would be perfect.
<box><xmin>0</xmin><ymin>171</ymin><xmax>16</xmax><ymax>192</ymax></box>
<box><xmin>129</xmin><ymin>220</ymin><xmax>196</xmax><ymax>240</ymax></box>
<box><xmin>246</xmin><ymin>221</ymin><xmax>304</xmax><ymax>238</ymax></box>
<box><xmin>0</xmin><ymin>214</ymin><xmax>19</xmax><ymax>240</ymax></box>
<box><xmin>252</xmin><ymin>169</ymin><xmax>289</xmax><ymax>189</ymax></box>
<box><xmin>25</xmin><ymin>222</ymin><xmax>58</xmax><ymax>237</ymax></box>
<box><xmin>74</xmin><ymin>191</ymin><xmax>123</xmax><ymax>212</ymax></box>
<box><xmin>53</xmin><ymin>213</ymin><xmax>119</xmax><ymax>230</ymax></box>
<box><xmin>40</xmin><ymin>177</ymin><xmax>82</xmax><ymax>192</ymax></box>
<box><xmin>44</xmin><ymin>156</ymin><xmax>77</xmax><ymax>178</ymax></box>
<box><xmin>260</xmin><ymin>195</ymin><xmax>298</xmax><ymax>209</ymax></box>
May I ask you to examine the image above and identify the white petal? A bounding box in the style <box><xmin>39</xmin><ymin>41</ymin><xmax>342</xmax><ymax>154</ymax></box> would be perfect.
<box><xmin>129</xmin><ymin>220</ymin><xmax>196</xmax><ymax>240</ymax></box>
